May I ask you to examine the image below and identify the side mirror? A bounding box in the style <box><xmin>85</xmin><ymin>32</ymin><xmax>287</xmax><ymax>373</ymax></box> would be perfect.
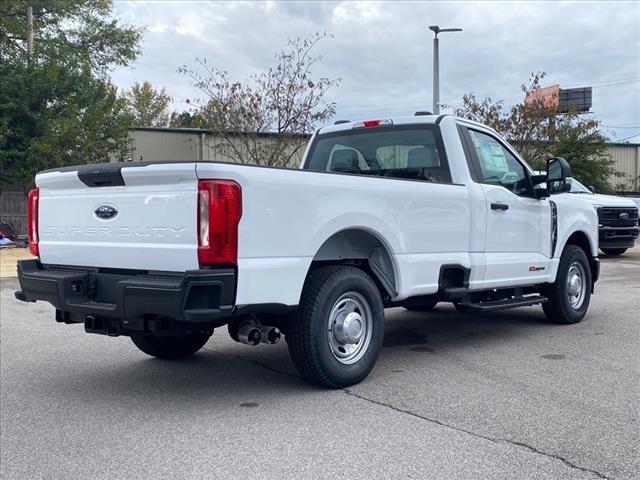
<box><xmin>547</xmin><ymin>157</ymin><xmax>572</xmax><ymax>194</ymax></box>
<box><xmin>588</xmin><ymin>185</ymin><xmax>596</xmax><ymax>193</ymax></box>
<box><xmin>529</xmin><ymin>174</ymin><xmax>548</xmax><ymax>199</ymax></box>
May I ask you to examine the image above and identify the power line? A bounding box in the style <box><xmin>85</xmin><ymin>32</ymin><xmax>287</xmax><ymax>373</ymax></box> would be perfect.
<box><xmin>615</xmin><ymin>132</ymin><xmax>640</xmax><ymax>142</ymax></box>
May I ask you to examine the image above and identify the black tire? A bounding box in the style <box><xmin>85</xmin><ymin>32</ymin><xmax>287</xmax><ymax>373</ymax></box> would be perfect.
<box><xmin>131</xmin><ymin>331</ymin><xmax>212</xmax><ymax>359</ymax></box>
<box><xmin>600</xmin><ymin>248</ymin><xmax>627</xmax><ymax>256</ymax></box>
<box><xmin>287</xmin><ymin>266</ymin><xmax>384</xmax><ymax>388</ymax></box>
<box><xmin>404</xmin><ymin>300</ymin><xmax>438</xmax><ymax>312</ymax></box>
<box><xmin>542</xmin><ymin>245</ymin><xmax>591</xmax><ymax>324</ymax></box>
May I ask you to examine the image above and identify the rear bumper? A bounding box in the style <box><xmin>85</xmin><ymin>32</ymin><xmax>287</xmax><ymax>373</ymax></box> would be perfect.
<box><xmin>15</xmin><ymin>260</ymin><xmax>235</xmax><ymax>324</ymax></box>
<box><xmin>598</xmin><ymin>226</ymin><xmax>638</xmax><ymax>249</ymax></box>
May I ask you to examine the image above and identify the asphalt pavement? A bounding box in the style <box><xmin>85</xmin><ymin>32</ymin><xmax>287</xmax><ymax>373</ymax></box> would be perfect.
<box><xmin>1</xmin><ymin>252</ymin><xmax>638</xmax><ymax>479</ymax></box>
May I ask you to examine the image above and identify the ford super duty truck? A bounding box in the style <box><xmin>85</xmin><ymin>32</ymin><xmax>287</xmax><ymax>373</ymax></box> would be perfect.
<box><xmin>566</xmin><ymin>179</ymin><xmax>638</xmax><ymax>256</ymax></box>
<box><xmin>16</xmin><ymin>115</ymin><xmax>616</xmax><ymax>387</ymax></box>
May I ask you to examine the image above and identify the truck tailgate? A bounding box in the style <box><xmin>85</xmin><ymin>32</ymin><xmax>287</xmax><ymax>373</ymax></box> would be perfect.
<box><xmin>36</xmin><ymin>163</ymin><xmax>199</xmax><ymax>272</ymax></box>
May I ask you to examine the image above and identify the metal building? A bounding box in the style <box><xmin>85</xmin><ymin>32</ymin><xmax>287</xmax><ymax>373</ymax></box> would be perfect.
<box><xmin>606</xmin><ymin>143</ymin><xmax>640</xmax><ymax>190</ymax></box>
<box><xmin>125</xmin><ymin>127</ymin><xmax>640</xmax><ymax>189</ymax></box>
<box><xmin>125</xmin><ymin>127</ymin><xmax>306</xmax><ymax>168</ymax></box>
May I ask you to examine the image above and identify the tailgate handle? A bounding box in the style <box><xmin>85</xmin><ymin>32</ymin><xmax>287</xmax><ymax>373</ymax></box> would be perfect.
<box><xmin>78</xmin><ymin>168</ymin><xmax>125</xmax><ymax>187</ymax></box>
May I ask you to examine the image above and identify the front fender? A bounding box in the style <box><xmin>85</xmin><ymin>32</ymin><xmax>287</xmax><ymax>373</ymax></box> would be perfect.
<box><xmin>554</xmin><ymin>196</ymin><xmax>598</xmax><ymax>258</ymax></box>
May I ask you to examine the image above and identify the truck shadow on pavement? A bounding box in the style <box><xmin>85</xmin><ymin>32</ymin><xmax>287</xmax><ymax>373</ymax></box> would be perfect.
<box><xmin>33</xmin><ymin>304</ymin><xmax>567</xmax><ymax>405</ymax></box>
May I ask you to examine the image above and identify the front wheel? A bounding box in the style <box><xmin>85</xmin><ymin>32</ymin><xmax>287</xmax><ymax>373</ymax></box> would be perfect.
<box><xmin>131</xmin><ymin>331</ymin><xmax>212</xmax><ymax>359</ymax></box>
<box><xmin>287</xmin><ymin>266</ymin><xmax>384</xmax><ymax>388</ymax></box>
<box><xmin>543</xmin><ymin>245</ymin><xmax>591</xmax><ymax>324</ymax></box>
<box><xmin>600</xmin><ymin>248</ymin><xmax>627</xmax><ymax>256</ymax></box>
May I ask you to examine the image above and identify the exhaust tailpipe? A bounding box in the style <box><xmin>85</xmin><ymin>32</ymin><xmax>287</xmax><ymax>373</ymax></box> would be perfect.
<box><xmin>260</xmin><ymin>326</ymin><xmax>281</xmax><ymax>345</ymax></box>
<box><xmin>237</xmin><ymin>322</ymin><xmax>262</xmax><ymax>346</ymax></box>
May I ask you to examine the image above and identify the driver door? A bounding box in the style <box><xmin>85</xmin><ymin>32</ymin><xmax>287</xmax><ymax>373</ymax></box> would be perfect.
<box><xmin>465</xmin><ymin>128</ymin><xmax>550</xmax><ymax>288</ymax></box>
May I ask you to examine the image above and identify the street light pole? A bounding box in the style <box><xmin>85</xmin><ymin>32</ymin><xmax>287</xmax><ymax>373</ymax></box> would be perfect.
<box><xmin>428</xmin><ymin>25</ymin><xmax>462</xmax><ymax>114</ymax></box>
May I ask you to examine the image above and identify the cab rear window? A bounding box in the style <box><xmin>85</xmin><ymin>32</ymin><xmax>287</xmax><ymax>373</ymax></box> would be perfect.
<box><xmin>303</xmin><ymin>125</ymin><xmax>452</xmax><ymax>183</ymax></box>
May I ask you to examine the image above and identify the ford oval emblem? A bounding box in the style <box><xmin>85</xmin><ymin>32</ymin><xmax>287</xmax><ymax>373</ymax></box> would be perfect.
<box><xmin>94</xmin><ymin>204</ymin><xmax>118</xmax><ymax>220</ymax></box>
<box><xmin>619</xmin><ymin>212</ymin><xmax>630</xmax><ymax>220</ymax></box>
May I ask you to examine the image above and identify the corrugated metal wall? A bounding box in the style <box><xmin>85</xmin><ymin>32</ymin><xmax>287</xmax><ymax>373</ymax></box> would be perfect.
<box><xmin>125</xmin><ymin>128</ymin><xmax>640</xmax><ymax>189</ymax></box>
<box><xmin>124</xmin><ymin>128</ymin><xmax>307</xmax><ymax>168</ymax></box>
<box><xmin>607</xmin><ymin>144</ymin><xmax>640</xmax><ymax>190</ymax></box>
<box><xmin>127</xmin><ymin>129</ymin><xmax>202</xmax><ymax>162</ymax></box>
<box><xmin>203</xmin><ymin>134</ymin><xmax>306</xmax><ymax>167</ymax></box>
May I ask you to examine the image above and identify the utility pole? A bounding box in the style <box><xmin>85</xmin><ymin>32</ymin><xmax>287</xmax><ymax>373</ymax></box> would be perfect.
<box><xmin>26</xmin><ymin>4</ymin><xmax>33</xmax><ymax>59</ymax></box>
<box><xmin>428</xmin><ymin>25</ymin><xmax>462</xmax><ymax>114</ymax></box>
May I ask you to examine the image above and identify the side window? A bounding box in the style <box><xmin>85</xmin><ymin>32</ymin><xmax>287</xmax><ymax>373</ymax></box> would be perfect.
<box><xmin>468</xmin><ymin>130</ymin><xmax>530</xmax><ymax>196</ymax></box>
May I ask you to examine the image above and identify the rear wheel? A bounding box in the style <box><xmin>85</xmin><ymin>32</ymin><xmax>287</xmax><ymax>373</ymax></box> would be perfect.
<box><xmin>131</xmin><ymin>331</ymin><xmax>212</xmax><ymax>359</ymax></box>
<box><xmin>287</xmin><ymin>266</ymin><xmax>384</xmax><ymax>388</ymax></box>
<box><xmin>543</xmin><ymin>245</ymin><xmax>591</xmax><ymax>324</ymax></box>
<box><xmin>600</xmin><ymin>248</ymin><xmax>627</xmax><ymax>256</ymax></box>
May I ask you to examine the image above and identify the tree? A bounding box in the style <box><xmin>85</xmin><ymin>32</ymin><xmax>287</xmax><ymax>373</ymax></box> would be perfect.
<box><xmin>169</xmin><ymin>110</ymin><xmax>203</xmax><ymax>128</ymax></box>
<box><xmin>122</xmin><ymin>81</ymin><xmax>172</xmax><ymax>127</ymax></box>
<box><xmin>452</xmin><ymin>72</ymin><xmax>617</xmax><ymax>192</ymax></box>
<box><xmin>179</xmin><ymin>33</ymin><xmax>341</xmax><ymax>167</ymax></box>
<box><xmin>0</xmin><ymin>1</ymin><xmax>142</xmax><ymax>185</ymax></box>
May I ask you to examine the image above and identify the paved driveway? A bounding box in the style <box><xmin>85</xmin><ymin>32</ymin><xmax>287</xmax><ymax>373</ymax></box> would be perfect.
<box><xmin>1</xmin><ymin>252</ymin><xmax>638</xmax><ymax>479</ymax></box>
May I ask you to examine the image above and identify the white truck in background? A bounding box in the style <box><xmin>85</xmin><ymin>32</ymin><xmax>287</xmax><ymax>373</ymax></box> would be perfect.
<box><xmin>563</xmin><ymin>179</ymin><xmax>639</xmax><ymax>256</ymax></box>
<box><xmin>17</xmin><ymin>114</ymin><xmax>622</xmax><ymax>387</ymax></box>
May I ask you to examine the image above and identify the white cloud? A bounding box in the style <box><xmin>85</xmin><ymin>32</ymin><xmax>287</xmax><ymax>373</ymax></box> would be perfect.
<box><xmin>111</xmin><ymin>0</ymin><xmax>640</xmax><ymax>141</ymax></box>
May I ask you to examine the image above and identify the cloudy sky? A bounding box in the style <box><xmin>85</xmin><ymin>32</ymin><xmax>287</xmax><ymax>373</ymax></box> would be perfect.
<box><xmin>111</xmin><ymin>1</ymin><xmax>640</xmax><ymax>142</ymax></box>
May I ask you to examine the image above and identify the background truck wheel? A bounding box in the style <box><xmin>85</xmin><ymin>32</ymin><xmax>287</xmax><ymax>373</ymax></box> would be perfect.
<box><xmin>130</xmin><ymin>331</ymin><xmax>212</xmax><ymax>359</ymax></box>
<box><xmin>403</xmin><ymin>300</ymin><xmax>438</xmax><ymax>312</ymax></box>
<box><xmin>287</xmin><ymin>265</ymin><xmax>384</xmax><ymax>388</ymax></box>
<box><xmin>543</xmin><ymin>245</ymin><xmax>591</xmax><ymax>324</ymax></box>
<box><xmin>600</xmin><ymin>248</ymin><xmax>627</xmax><ymax>256</ymax></box>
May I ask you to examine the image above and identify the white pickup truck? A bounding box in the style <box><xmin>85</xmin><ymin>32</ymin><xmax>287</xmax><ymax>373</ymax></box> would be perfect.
<box><xmin>17</xmin><ymin>114</ymin><xmax>618</xmax><ymax>387</ymax></box>
<box><xmin>565</xmin><ymin>179</ymin><xmax>639</xmax><ymax>256</ymax></box>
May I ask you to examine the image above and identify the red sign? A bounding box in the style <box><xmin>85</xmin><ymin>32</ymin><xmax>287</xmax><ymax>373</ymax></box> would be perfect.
<box><xmin>525</xmin><ymin>84</ymin><xmax>560</xmax><ymax>110</ymax></box>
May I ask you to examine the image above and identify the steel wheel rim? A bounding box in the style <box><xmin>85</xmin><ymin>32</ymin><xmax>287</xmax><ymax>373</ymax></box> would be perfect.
<box><xmin>327</xmin><ymin>291</ymin><xmax>373</xmax><ymax>365</ymax></box>
<box><xmin>566</xmin><ymin>261</ymin><xmax>587</xmax><ymax>309</ymax></box>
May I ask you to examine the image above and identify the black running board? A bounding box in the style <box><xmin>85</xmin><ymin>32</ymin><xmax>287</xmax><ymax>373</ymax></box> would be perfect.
<box><xmin>459</xmin><ymin>295</ymin><xmax>548</xmax><ymax>312</ymax></box>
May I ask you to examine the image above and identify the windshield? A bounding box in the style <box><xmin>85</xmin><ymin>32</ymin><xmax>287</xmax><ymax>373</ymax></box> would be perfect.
<box><xmin>570</xmin><ymin>178</ymin><xmax>592</xmax><ymax>194</ymax></box>
<box><xmin>303</xmin><ymin>125</ymin><xmax>452</xmax><ymax>183</ymax></box>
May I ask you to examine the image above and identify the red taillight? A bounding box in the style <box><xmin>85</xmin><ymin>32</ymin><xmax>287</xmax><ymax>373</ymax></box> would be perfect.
<box><xmin>363</xmin><ymin>119</ymin><xmax>382</xmax><ymax>127</ymax></box>
<box><xmin>197</xmin><ymin>180</ymin><xmax>242</xmax><ymax>266</ymax></box>
<box><xmin>27</xmin><ymin>188</ymin><xmax>39</xmax><ymax>256</ymax></box>
<box><xmin>352</xmin><ymin>119</ymin><xmax>393</xmax><ymax>128</ymax></box>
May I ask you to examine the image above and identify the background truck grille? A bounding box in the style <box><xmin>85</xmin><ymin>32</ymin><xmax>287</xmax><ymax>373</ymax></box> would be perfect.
<box><xmin>597</xmin><ymin>207</ymin><xmax>639</xmax><ymax>227</ymax></box>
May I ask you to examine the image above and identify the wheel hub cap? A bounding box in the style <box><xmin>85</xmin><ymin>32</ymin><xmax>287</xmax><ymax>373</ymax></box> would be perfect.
<box><xmin>566</xmin><ymin>261</ymin><xmax>587</xmax><ymax>309</ymax></box>
<box><xmin>334</xmin><ymin>311</ymin><xmax>364</xmax><ymax>344</ymax></box>
<box><xmin>327</xmin><ymin>292</ymin><xmax>373</xmax><ymax>365</ymax></box>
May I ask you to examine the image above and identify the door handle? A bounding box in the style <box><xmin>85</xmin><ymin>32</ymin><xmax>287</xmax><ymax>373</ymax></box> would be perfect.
<box><xmin>491</xmin><ymin>202</ymin><xmax>509</xmax><ymax>211</ymax></box>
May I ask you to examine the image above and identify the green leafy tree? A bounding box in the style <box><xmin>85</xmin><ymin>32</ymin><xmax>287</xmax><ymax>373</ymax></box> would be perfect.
<box><xmin>169</xmin><ymin>110</ymin><xmax>203</xmax><ymax>128</ymax></box>
<box><xmin>0</xmin><ymin>0</ymin><xmax>142</xmax><ymax>185</ymax></box>
<box><xmin>123</xmin><ymin>81</ymin><xmax>172</xmax><ymax>127</ymax></box>
<box><xmin>452</xmin><ymin>72</ymin><xmax>617</xmax><ymax>192</ymax></box>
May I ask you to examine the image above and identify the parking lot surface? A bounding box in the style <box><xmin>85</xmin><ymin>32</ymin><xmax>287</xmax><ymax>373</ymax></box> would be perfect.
<box><xmin>1</xmin><ymin>250</ymin><xmax>638</xmax><ymax>479</ymax></box>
